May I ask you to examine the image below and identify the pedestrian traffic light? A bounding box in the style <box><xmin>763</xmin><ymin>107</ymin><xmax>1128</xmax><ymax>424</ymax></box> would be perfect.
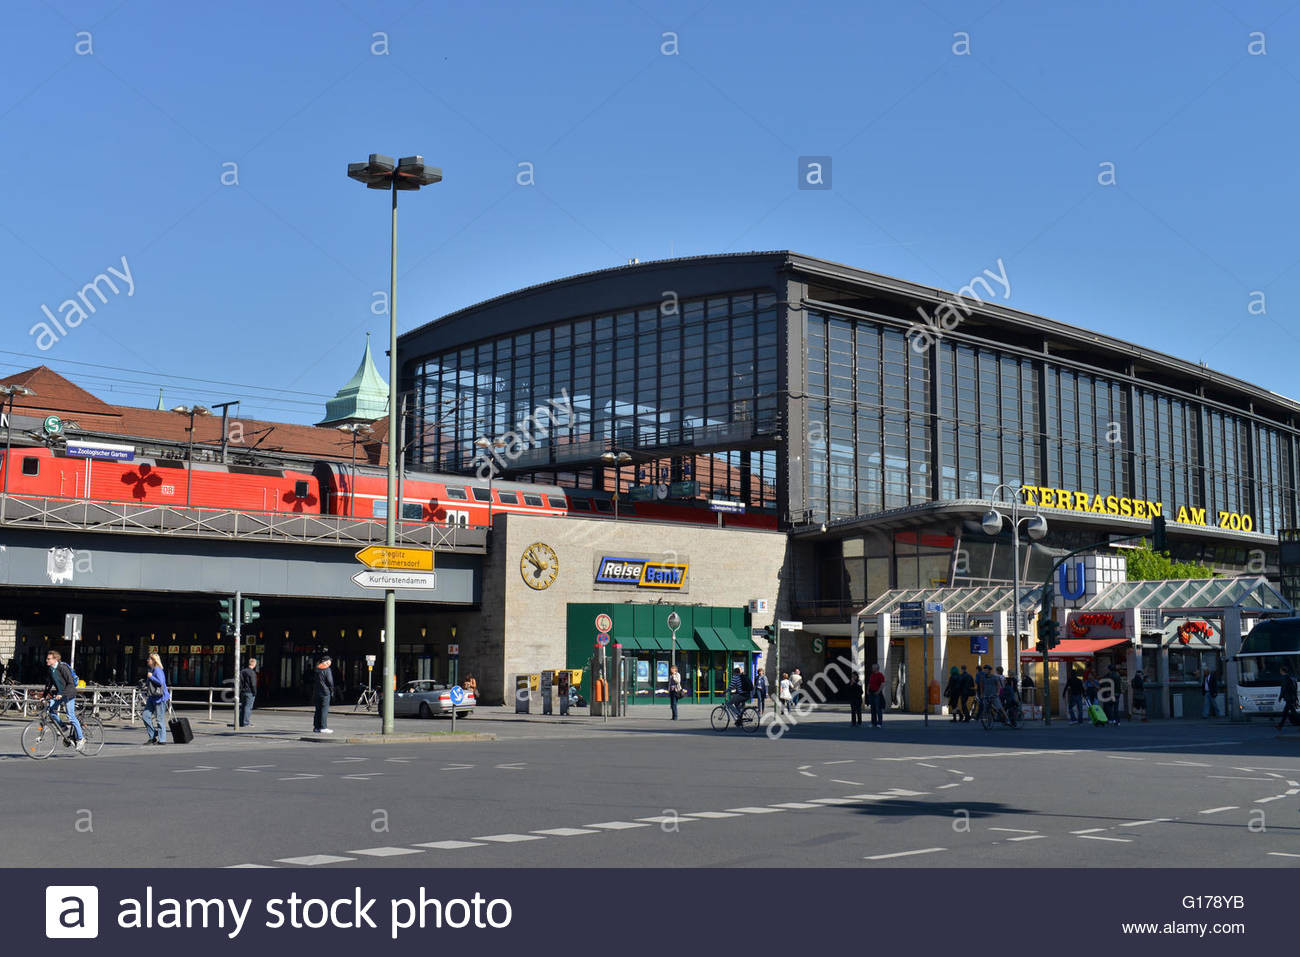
<box><xmin>1040</xmin><ymin>617</ymin><xmax>1061</xmax><ymax>649</ymax></box>
<box><xmin>761</xmin><ymin>624</ymin><xmax>774</xmax><ymax>641</ymax></box>
<box><xmin>217</xmin><ymin>597</ymin><xmax>235</xmax><ymax>633</ymax></box>
<box><xmin>241</xmin><ymin>597</ymin><xmax>261</xmax><ymax>625</ymax></box>
<box><xmin>1152</xmin><ymin>514</ymin><xmax>1168</xmax><ymax>552</ymax></box>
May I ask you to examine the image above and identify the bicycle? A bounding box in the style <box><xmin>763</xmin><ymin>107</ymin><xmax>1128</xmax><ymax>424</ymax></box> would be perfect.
<box><xmin>354</xmin><ymin>686</ymin><xmax>379</xmax><ymax>713</ymax></box>
<box><xmin>711</xmin><ymin>697</ymin><xmax>761</xmax><ymax>734</ymax></box>
<box><xmin>21</xmin><ymin>698</ymin><xmax>104</xmax><ymax>759</ymax></box>
<box><xmin>981</xmin><ymin>696</ymin><xmax>1020</xmax><ymax>730</ymax></box>
<box><xmin>1</xmin><ymin>682</ymin><xmax>33</xmax><ymax>718</ymax></box>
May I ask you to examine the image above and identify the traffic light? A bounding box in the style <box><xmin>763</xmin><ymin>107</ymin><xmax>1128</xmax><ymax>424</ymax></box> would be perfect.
<box><xmin>1152</xmin><ymin>514</ymin><xmax>1168</xmax><ymax>552</ymax></box>
<box><xmin>217</xmin><ymin>598</ymin><xmax>235</xmax><ymax>634</ymax></box>
<box><xmin>761</xmin><ymin>624</ymin><xmax>775</xmax><ymax>641</ymax></box>
<box><xmin>241</xmin><ymin>597</ymin><xmax>261</xmax><ymax>625</ymax></box>
<box><xmin>1040</xmin><ymin>617</ymin><xmax>1061</xmax><ymax>650</ymax></box>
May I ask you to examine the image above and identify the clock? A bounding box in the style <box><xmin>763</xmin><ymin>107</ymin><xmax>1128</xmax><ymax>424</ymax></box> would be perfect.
<box><xmin>520</xmin><ymin>542</ymin><xmax>559</xmax><ymax>590</ymax></box>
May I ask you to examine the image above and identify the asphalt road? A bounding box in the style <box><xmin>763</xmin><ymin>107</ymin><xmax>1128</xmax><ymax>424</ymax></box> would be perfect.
<box><xmin>3</xmin><ymin>705</ymin><xmax>1299</xmax><ymax>868</ymax></box>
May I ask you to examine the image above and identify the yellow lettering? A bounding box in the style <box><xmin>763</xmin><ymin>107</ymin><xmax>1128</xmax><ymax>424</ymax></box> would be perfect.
<box><xmin>1021</xmin><ymin>486</ymin><xmax>1038</xmax><ymax>506</ymax></box>
<box><xmin>1057</xmin><ymin>489</ymin><xmax>1072</xmax><ymax>510</ymax></box>
<box><xmin>1089</xmin><ymin>494</ymin><xmax>1106</xmax><ymax>513</ymax></box>
<box><xmin>1040</xmin><ymin>490</ymin><xmax>1056</xmax><ymax>508</ymax></box>
<box><xmin>1119</xmin><ymin>498</ymin><xmax>1133</xmax><ymax>517</ymax></box>
<box><xmin>1134</xmin><ymin>500</ymin><xmax>1147</xmax><ymax>519</ymax></box>
<box><xmin>1073</xmin><ymin>491</ymin><xmax>1089</xmax><ymax>511</ymax></box>
<box><xmin>1189</xmin><ymin>507</ymin><xmax>1206</xmax><ymax>524</ymax></box>
<box><xmin>1105</xmin><ymin>495</ymin><xmax>1119</xmax><ymax>514</ymax></box>
<box><xmin>1148</xmin><ymin>501</ymin><xmax>1162</xmax><ymax>517</ymax></box>
<box><xmin>1176</xmin><ymin>506</ymin><xmax>1189</xmax><ymax>523</ymax></box>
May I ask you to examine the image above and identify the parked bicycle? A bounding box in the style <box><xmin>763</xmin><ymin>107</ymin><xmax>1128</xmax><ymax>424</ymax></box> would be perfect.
<box><xmin>1</xmin><ymin>680</ymin><xmax>33</xmax><ymax>718</ymax></box>
<box><xmin>711</xmin><ymin>697</ymin><xmax>761</xmax><ymax>734</ymax></box>
<box><xmin>22</xmin><ymin>697</ymin><xmax>105</xmax><ymax>758</ymax></box>
<box><xmin>981</xmin><ymin>695</ymin><xmax>1020</xmax><ymax>730</ymax></box>
<box><xmin>88</xmin><ymin>683</ymin><xmax>136</xmax><ymax>722</ymax></box>
<box><xmin>354</xmin><ymin>686</ymin><xmax>379</xmax><ymax>713</ymax></box>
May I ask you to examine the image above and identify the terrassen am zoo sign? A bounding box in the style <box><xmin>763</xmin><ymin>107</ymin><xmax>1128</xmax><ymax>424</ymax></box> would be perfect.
<box><xmin>1018</xmin><ymin>486</ymin><xmax>1255</xmax><ymax>533</ymax></box>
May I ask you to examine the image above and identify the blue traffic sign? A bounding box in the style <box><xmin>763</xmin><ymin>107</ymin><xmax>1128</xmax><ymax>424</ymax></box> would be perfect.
<box><xmin>449</xmin><ymin>686</ymin><xmax>467</xmax><ymax>706</ymax></box>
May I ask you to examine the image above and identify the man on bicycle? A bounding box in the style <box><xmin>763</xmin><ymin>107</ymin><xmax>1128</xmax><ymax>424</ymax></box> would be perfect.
<box><xmin>43</xmin><ymin>650</ymin><xmax>84</xmax><ymax>752</ymax></box>
<box><xmin>728</xmin><ymin>667</ymin><xmax>752</xmax><ymax>717</ymax></box>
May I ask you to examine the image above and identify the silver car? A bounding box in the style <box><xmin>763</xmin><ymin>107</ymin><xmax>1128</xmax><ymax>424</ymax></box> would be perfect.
<box><xmin>392</xmin><ymin>680</ymin><xmax>476</xmax><ymax>718</ymax></box>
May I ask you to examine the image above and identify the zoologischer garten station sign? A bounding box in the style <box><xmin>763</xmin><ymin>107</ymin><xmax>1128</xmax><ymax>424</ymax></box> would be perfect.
<box><xmin>1018</xmin><ymin>486</ymin><xmax>1255</xmax><ymax>532</ymax></box>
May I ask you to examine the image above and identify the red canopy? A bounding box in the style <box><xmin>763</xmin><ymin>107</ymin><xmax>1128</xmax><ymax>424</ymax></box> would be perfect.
<box><xmin>1020</xmin><ymin>638</ymin><xmax>1129</xmax><ymax>659</ymax></box>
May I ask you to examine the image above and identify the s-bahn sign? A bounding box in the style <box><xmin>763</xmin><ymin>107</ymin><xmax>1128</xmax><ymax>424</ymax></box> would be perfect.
<box><xmin>1018</xmin><ymin>486</ymin><xmax>1254</xmax><ymax>532</ymax></box>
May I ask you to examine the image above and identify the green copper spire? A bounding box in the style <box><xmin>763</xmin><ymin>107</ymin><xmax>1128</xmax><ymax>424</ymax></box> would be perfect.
<box><xmin>317</xmin><ymin>334</ymin><xmax>389</xmax><ymax>426</ymax></box>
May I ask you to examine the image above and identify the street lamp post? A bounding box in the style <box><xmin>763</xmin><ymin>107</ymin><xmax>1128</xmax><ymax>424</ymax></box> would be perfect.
<box><xmin>347</xmin><ymin>153</ymin><xmax>442</xmax><ymax>736</ymax></box>
<box><xmin>336</xmin><ymin>424</ymin><xmax>373</xmax><ymax>517</ymax></box>
<box><xmin>475</xmin><ymin>436</ymin><xmax>506</xmax><ymax>529</ymax></box>
<box><xmin>600</xmin><ymin>450</ymin><xmax>632</xmax><ymax>518</ymax></box>
<box><xmin>0</xmin><ymin>385</ymin><xmax>35</xmax><ymax>520</ymax></box>
<box><xmin>981</xmin><ymin>484</ymin><xmax>1047</xmax><ymax>701</ymax></box>
<box><xmin>667</xmin><ymin>611</ymin><xmax>681</xmax><ymax>671</ymax></box>
<box><xmin>171</xmin><ymin>405</ymin><xmax>211</xmax><ymax>508</ymax></box>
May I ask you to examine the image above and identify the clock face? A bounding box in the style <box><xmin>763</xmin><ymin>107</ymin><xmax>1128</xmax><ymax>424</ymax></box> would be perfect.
<box><xmin>520</xmin><ymin>542</ymin><xmax>559</xmax><ymax>590</ymax></box>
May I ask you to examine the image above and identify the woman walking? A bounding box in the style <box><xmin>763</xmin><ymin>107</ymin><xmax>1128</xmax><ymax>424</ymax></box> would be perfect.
<box><xmin>142</xmin><ymin>652</ymin><xmax>170</xmax><ymax>745</ymax></box>
<box><xmin>668</xmin><ymin>665</ymin><xmax>683</xmax><ymax>720</ymax></box>
<box><xmin>754</xmin><ymin>669</ymin><xmax>769</xmax><ymax>715</ymax></box>
<box><xmin>778</xmin><ymin>672</ymin><xmax>793</xmax><ymax>715</ymax></box>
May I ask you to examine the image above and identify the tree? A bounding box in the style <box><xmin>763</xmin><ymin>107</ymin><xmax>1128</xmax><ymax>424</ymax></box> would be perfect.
<box><xmin>1125</xmin><ymin>543</ymin><xmax>1213</xmax><ymax>581</ymax></box>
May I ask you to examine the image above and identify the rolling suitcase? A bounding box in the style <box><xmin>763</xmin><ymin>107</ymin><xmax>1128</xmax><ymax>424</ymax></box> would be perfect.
<box><xmin>1087</xmin><ymin>702</ymin><xmax>1108</xmax><ymax>727</ymax></box>
<box><xmin>168</xmin><ymin>716</ymin><xmax>194</xmax><ymax>744</ymax></box>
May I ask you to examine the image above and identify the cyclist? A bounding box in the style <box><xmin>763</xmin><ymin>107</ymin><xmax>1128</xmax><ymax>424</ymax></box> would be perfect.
<box><xmin>999</xmin><ymin>673</ymin><xmax>1021</xmax><ymax>724</ymax></box>
<box><xmin>43</xmin><ymin>649</ymin><xmax>84</xmax><ymax>752</ymax></box>
<box><xmin>727</xmin><ymin>667</ymin><xmax>752</xmax><ymax>718</ymax></box>
<box><xmin>975</xmin><ymin>665</ymin><xmax>999</xmax><ymax>722</ymax></box>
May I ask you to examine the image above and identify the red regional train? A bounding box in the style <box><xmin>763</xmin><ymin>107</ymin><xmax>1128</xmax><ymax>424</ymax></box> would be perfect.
<box><xmin>0</xmin><ymin>447</ymin><xmax>778</xmax><ymax>530</ymax></box>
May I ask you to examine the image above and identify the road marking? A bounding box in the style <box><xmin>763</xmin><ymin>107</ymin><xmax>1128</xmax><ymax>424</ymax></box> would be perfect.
<box><xmin>348</xmin><ymin>846</ymin><xmax>424</xmax><ymax>857</ymax></box>
<box><xmin>440</xmin><ymin>764</ymin><xmax>474</xmax><ymax>771</ymax></box>
<box><xmin>1268</xmin><ymin>852</ymin><xmax>1300</xmax><ymax>858</ymax></box>
<box><xmin>587</xmin><ymin>821</ymin><xmax>651</xmax><ymax>830</ymax></box>
<box><xmin>495</xmin><ymin>763</ymin><xmax>526</xmax><ymax>770</ymax></box>
<box><xmin>173</xmin><ymin>766</ymin><xmax>219</xmax><ymax>773</ymax></box>
<box><xmin>276</xmin><ymin>854</ymin><xmax>355</xmax><ymax>866</ymax></box>
<box><xmin>797</xmin><ymin>765</ymin><xmax>811</xmax><ymax>770</ymax></box>
<box><xmin>226</xmin><ymin>863</ymin><xmax>275</xmax><ymax>868</ymax></box>
<box><xmin>1255</xmin><ymin>796</ymin><xmax>1286</xmax><ymax>804</ymax></box>
<box><xmin>1106</xmin><ymin>755</ymin><xmax>1144</xmax><ymax>761</ymax></box>
<box><xmin>865</xmin><ymin>847</ymin><xmax>945</xmax><ymax>860</ymax></box>
<box><xmin>1077</xmin><ymin>835</ymin><xmax>1131</xmax><ymax>842</ymax></box>
<box><xmin>1119</xmin><ymin>818</ymin><xmax>1173</xmax><ymax>827</ymax></box>
<box><xmin>636</xmin><ymin>815</ymin><xmax>697</xmax><ymax>825</ymax></box>
<box><xmin>332</xmin><ymin>757</ymin><xmax>368</xmax><ymax>764</ymax></box>
<box><xmin>684</xmin><ymin>811</ymin><xmax>743</xmax><ymax>819</ymax></box>
<box><xmin>884</xmin><ymin>789</ymin><xmax>929</xmax><ymax>796</ymax></box>
<box><xmin>1286</xmin><ymin>788</ymin><xmax>1300</xmax><ymax>796</ymax></box>
<box><xmin>341</xmin><ymin>773</ymin><xmax>383</xmax><ymax>780</ymax></box>
<box><xmin>824</xmin><ymin>759</ymin><xmax>854</xmax><ymax>765</ymax></box>
<box><xmin>277</xmin><ymin>773</ymin><xmax>322</xmax><ymax>781</ymax></box>
<box><xmin>961</xmin><ymin>776</ymin><xmax>974</xmax><ymax>782</ymax></box>
<box><xmin>414</xmin><ymin>840</ymin><xmax>484</xmax><ymax>849</ymax></box>
<box><xmin>1108</xmin><ymin>742</ymin><xmax>1243</xmax><ymax>752</ymax></box>
<box><xmin>799</xmin><ymin>771</ymin><xmax>817</xmax><ymax>777</ymax></box>
<box><xmin>1236</xmin><ymin>766</ymin><xmax>1300</xmax><ymax>773</ymax></box>
<box><xmin>1267</xmin><ymin>772</ymin><xmax>1285</xmax><ymax>778</ymax></box>
<box><xmin>385</xmin><ymin>757</ymin><xmax>415</xmax><ymax>763</ymax></box>
<box><xmin>989</xmin><ymin>827</ymin><xmax>1038</xmax><ymax>834</ymax></box>
<box><xmin>844</xmin><ymin>794</ymin><xmax>901</xmax><ymax>801</ymax></box>
<box><xmin>946</xmin><ymin>769</ymin><xmax>966</xmax><ymax>775</ymax></box>
<box><xmin>879</xmin><ymin>750</ymin><xmax>1076</xmax><ymax>761</ymax></box>
<box><xmin>1071</xmin><ymin>828</ymin><xmax>1107</xmax><ymax>834</ymax></box>
<box><xmin>1157</xmin><ymin>762</ymin><xmax>1211</xmax><ymax>767</ymax></box>
<box><xmin>1208</xmin><ymin>775</ymin><xmax>1274</xmax><ymax>781</ymax></box>
<box><xmin>531</xmin><ymin>827</ymin><xmax>599</xmax><ymax>836</ymax></box>
<box><xmin>916</xmin><ymin>762</ymin><xmax>938</xmax><ymax>769</ymax></box>
<box><xmin>1288</xmin><ymin>780</ymin><xmax>1300</xmax><ymax>787</ymax></box>
<box><xmin>937</xmin><ymin>783</ymin><xmax>961</xmax><ymax>789</ymax></box>
<box><xmin>811</xmin><ymin>797</ymin><xmax>860</xmax><ymax>805</ymax></box>
<box><xmin>234</xmin><ymin>765</ymin><xmax>274</xmax><ymax>772</ymax></box>
<box><xmin>831</xmin><ymin>779</ymin><xmax>864</xmax><ymax>786</ymax></box>
<box><xmin>1198</xmin><ymin>807</ymin><xmax>1239</xmax><ymax>814</ymax></box>
<box><xmin>770</xmin><ymin>802</ymin><xmax>820</xmax><ymax>809</ymax></box>
<box><xmin>1009</xmin><ymin>835</ymin><xmax>1047</xmax><ymax>842</ymax></box>
<box><xmin>473</xmin><ymin>833</ymin><xmax>544</xmax><ymax>843</ymax></box>
<box><xmin>727</xmin><ymin>806</ymin><xmax>785</xmax><ymax>814</ymax></box>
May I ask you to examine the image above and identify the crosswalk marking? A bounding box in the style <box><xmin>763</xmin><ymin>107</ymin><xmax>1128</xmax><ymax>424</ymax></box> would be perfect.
<box><xmin>726</xmin><ymin>806</ymin><xmax>785</xmax><ymax>814</ymax></box>
<box><xmin>1119</xmin><ymin>818</ymin><xmax>1173</xmax><ymax>827</ymax></box>
<box><xmin>413</xmin><ymin>840</ymin><xmax>484</xmax><ymax>849</ymax></box>
<box><xmin>811</xmin><ymin>797</ymin><xmax>860</xmax><ymax>805</ymax></box>
<box><xmin>865</xmin><ymin>847</ymin><xmax>945</xmax><ymax>860</ymax></box>
<box><xmin>276</xmin><ymin>854</ymin><xmax>354</xmax><ymax>866</ymax></box>
<box><xmin>636</xmin><ymin>815</ymin><xmax>697</xmax><ymax>824</ymax></box>
<box><xmin>474</xmin><ymin>833</ymin><xmax>544</xmax><ymax>843</ymax></box>
<box><xmin>348</xmin><ymin>846</ymin><xmax>424</xmax><ymax>857</ymax></box>
<box><xmin>1008</xmin><ymin>835</ymin><xmax>1047</xmax><ymax>842</ymax></box>
<box><xmin>531</xmin><ymin>828</ymin><xmax>599</xmax><ymax>837</ymax></box>
<box><xmin>989</xmin><ymin>827</ymin><xmax>1038</xmax><ymax>834</ymax></box>
<box><xmin>586</xmin><ymin>821</ymin><xmax>650</xmax><ymax>830</ymax></box>
<box><xmin>1198</xmin><ymin>807</ymin><xmax>1238</xmax><ymax>815</ymax></box>
<box><xmin>769</xmin><ymin>802</ymin><xmax>820</xmax><ymax>809</ymax></box>
<box><xmin>683</xmin><ymin>811</ymin><xmax>743</xmax><ymax>819</ymax></box>
<box><xmin>1077</xmin><ymin>835</ymin><xmax>1131</xmax><ymax>843</ymax></box>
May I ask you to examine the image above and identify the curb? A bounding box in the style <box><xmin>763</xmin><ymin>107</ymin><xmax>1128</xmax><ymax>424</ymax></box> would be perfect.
<box><xmin>298</xmin><ymin>732</ymin><xmax>497</xmax><ymax>745</ymax></box>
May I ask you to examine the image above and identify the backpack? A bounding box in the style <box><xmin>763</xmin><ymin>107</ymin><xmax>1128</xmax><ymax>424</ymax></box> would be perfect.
<box><xmin>740</xmin><ymin>672</ymin><xmax>753</xmax><ymax>697</ymax></box>
<box><xmin>66</xmin><ymin>663</ymin><xmax>79</xmax><ymax>686</ymax></box>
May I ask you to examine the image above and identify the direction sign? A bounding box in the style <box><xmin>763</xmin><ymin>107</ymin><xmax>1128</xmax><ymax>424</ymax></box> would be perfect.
<box><xmin>449</xmin><ymin>686</ymin><xmax>467</xmax><ymax>706</ymax></box>
<box><xmin>365</xmin><ymin>654</ymin><xmax>376</xmax><ymax>667</ymax></box>
<box><xmin>351</xmin><ymin>570</ymin><xmax>439</xmax><ymax>590</ymax></box>
<box><xmin>897</xmin><ymin>601</ymin><xmax>924</xmax><ymax>627</ymax></box>
<box><xmin>354</xmin><ymin>545</ymin><xmax>435</xmax><ymax>571</ymax></box>
<box><xmin>708</xmin><ymin>498</ymin><xmax>746</xmax><ymax>514</ymax></box>
<box><xmin>596</xmin><ymin>632</ymin><xmax>610</xmax><ymax>647</ymax></box>
<box><xmin>595</xmin><ymin>613</ymin><xmax>613</xmax><ymax>633</ymax></box>
<box><xmin>925</xmin><ymin>601</ymin><xmax>944</xmax><ymax>613</ymax></box>
<box><xmin>779</xmin><ymin>620</ymin><xmax>804</xmax><ymax>631</ymax></box>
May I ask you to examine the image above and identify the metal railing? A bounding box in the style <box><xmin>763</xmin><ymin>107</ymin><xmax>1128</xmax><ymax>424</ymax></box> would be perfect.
<box><xmin>0</xmin><ymin>494</ymin><xmax>487</xmax><ymax>551</ymax></box>
<box><xmin>1</xmin><ymin>684</ymin><xmax>141</xmax><ymax>724</ymax></box>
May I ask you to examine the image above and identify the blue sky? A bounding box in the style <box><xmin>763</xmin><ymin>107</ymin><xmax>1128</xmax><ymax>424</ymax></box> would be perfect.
<box><xmin>4</xmin><ymin>0</ymin><xmax>1300</xmax><ymax>422</ymax></box>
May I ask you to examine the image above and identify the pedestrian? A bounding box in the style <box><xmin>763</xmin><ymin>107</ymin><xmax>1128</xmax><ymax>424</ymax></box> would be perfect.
<box><xmin>1130</xmin><ymin>669</ymin><xmax>1148</xmax><ymax>721</ymax></box>
<box><xmin>848</xmin><ymin>672</ymin><xmax>863</xmax><ymax>726</ymax></box>
<box><xmin>1082</xmin><ymin>670</ymin><xmax>1100</xmax><ymax>709</ymax></box>
<box><xmin>958</xmin><ymin>664</ymin><xmax>976</xmax><ymax>722</ymax></box>
<box><xmin>668</xmin><ymin>664</ymin><xmax>683</xmax><ymax>720</ymax></box>
<box><xmin>1021</xmin><ymin>670</ymin><xmax>1036</xmax><ymax>708</ymax></box>
<box><xmin>313</xmin><ymin>654</ymin><xmax>335</xmax><ymax>734</ymax></box>
<box><xmin>1101</xmin><ymin>664</ymin><xmax>1122</xmax><ymax>724</ymax></box>
<box><xmin>754</xmin><ymin>669</ymin><xmax>768</xmax><ymax>715</ymax></box>
<box><xmin>790</xmin><ymin>668</ymin><xmax>803</xmax><ymax>706</ymax></box>
<box><xmin>944</xmin><ymin>665</ymin><xmax>962</xmax><ymax>721</ymax></box>
<box><xmin>239</xmin><ymin>656</ymin><xmax>257</xmax><ymax>728</ymax></box>
<box><xmin>463</xmin><ymin>673</ymin><xmax>478</xmax><ymax>701</ymax></box>
<box><xmin>1276</xmin><ymin>664</ymin><xmax>1299</xmax><ymax>732</ymax></box>
<box><xmin>1065</xmin><ymin>669</ymin><xmax>1085</xmax><ymax>724</ymax></box>
<box><xmin>867</xmin><ymin>663</ymin><xmax>886</xmax><ymax>727</ymax></box>
<box><xmin>142</xmin><ymin>652</ymin><xmax>170</xmax><ymax>745</ymax></box>
<box><xmin>778</xmin><ymin>672</ymin><xmax>793</xmax><ymax>714</ymax></box>
<box><xmin>1201</xmin><ymin>669</ymin><xmax>1219</xmax><ymax>718</ymax></box>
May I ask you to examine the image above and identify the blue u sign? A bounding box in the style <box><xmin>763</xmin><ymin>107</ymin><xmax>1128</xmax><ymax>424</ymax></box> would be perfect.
<box><xmin>1058</xmin><ymin>561</ymin><xmax>1087</xmax><ymax>601</ymax></box>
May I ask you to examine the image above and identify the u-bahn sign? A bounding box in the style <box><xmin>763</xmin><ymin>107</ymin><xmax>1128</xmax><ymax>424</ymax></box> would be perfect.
<box><xmin>354</xmin><ymin>545</ymin><xmax>435</xmax><ymax>571</ymax></box>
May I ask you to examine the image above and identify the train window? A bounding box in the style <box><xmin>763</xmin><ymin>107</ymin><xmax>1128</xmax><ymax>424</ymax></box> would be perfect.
<box><xmin>293</xmin><ymin>480</ymin><xmax>309</xmax><ymax>498</ymax></box>
<box><xmin>470</xmin><ymin>487</ymin><xmax>492</xmax><ymax>502</ymax></box>
<box><xmin>21</xmin><ymin>456</ymin><xmax>39</xmax><ymax>476</ymax></box>
<box><xmin>444</xmin><ymin>487</ymin><xmax>468</xmax><ymax>500</ymax></box>
<box><xmin>523</xmin><ymin>493</ymin><xmax>545</xmax><ymax>507</ymax></box>
<box><xmin>402</xmin><ymin>503</ymin><xmax>423</xmax><ymax>520</ymax></box>
<box><xmin>498</xmin><ymin>491</ymin><xmax>518</xmax><ymax>505</ymax></box>
<box><xmin>547</xmin><ymin>495</ymin><xmax>568</xmax><ymax>508</ymax></box>
<box><xmin>594</xmin><ymin>499</ymin><xmax>612</xmax><ymax>512</ymax></box>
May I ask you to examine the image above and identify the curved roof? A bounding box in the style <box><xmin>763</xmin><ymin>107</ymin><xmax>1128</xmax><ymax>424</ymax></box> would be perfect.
<box><xmin>318</xmin><ymin>335</ymin><xmax>389</xmax><ymax>426</ymax></box>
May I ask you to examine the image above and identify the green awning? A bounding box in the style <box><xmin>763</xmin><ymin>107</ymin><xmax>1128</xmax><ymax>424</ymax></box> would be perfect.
<box><xmin>640</xmin><ymin>635</ymin><xmax>671</xmax><ymax>652</ymax></box>
<box><xmin>694</xmin><ymin>626</ymin><xmax>727</xmax><ymax>651</ymax></box>
<box><xmin>609</xmin><ymin>635</ymin><xmax>649</xmax><ymax>651</ymax></box>
<box><xmin>716</xmin><ymin>627</ymin><xmax>760</xmax><ymax>652</ymax></box>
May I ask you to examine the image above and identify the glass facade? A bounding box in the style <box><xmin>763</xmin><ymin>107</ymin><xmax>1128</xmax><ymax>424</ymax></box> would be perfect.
<box><xmin>802</xmin><ymin>309</ymin><xmax>1298</xmax><ymax>536</ymax></box>
<box><xmin>409</xmin><ymin>291</ymin><xmax>781</xmax><ymax>509</ymax></box>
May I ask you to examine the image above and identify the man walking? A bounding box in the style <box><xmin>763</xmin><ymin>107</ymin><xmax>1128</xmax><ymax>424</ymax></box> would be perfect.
<box><xmin>754</xmin><ymin>669</ymin><xmax>769</xmax><ymax>715</ymax></box>
<box><xmin>847</xmin><ymin>672</ymin><xmax>863</xmax><ymax>726</ymax></box>
<box><xmin>958</xmin><ymin>664</ymin><xmax>975</xmax><ymax>722</ymax></box>
<box><xmin>239</xmin><ymin>656</ymin><xmax>258</xmax><ymax>728</ymax></box>
<box><xmin>1101</xmin><ymin>664</ymin><xmax>1122</xmax><ymax>725</ymax></box>
<box><xmin>790</xmin><ymin>668</ymin><xmax>803</xmax><ymax>707</ymax></box>
<box><xmin>867</xmin><ymin>663</ymin><xmax>886</xmax><ymax>727</ymax></box>
<box><xmin>1065</xmin><ymin>669</ymin><xmax>1085</xmax><ymax>724</ymax></box>
<box><xmin>313</xmin><ymin>654</ymin><xmax>335</xmax><ymax>734</ymax></box>
<box><xmin>1202</xmin><ymin>669</ymin><xmax>1219</xmax><ymax>718</ymax></box>
<box><xmin>1276</xmin><ymin>664</ymin><xmax>1299</xmax><ymax>732</ymax></box>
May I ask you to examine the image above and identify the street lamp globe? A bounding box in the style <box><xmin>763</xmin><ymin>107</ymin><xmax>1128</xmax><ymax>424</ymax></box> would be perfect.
<box><xmin>980</xmin><ymin>510</ymin><xmax>1004</xmax><ymax>536</ymax></box>
<box><xmin>1026</xmin><ymin>515</ymin><xmax>1049</xmax><ymax>540</ymax></box>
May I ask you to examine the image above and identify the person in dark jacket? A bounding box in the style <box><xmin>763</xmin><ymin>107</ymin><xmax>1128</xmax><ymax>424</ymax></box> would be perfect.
<box><xmin>43</xmin><ymin>649</ymin><xmax>84</xmax><ymax>751</ymax></box>
<box><xmin>958</xmin><ymin>665</ymin><xmax>976</xmax><ymax>722</ymax></box>
<box><xmin>1276</xmin><ymin>664</ymin><xmax>1299</xmax><ymax>732</ymax></box>
<box><xmin>944</xmin><ymin>666</ymin><xmax>962</xmax><ymax>722</ymax></box>
<box><xmin>847</xmin><ymin>672</ymin><xmax>863</xmax><ymax>726</ymax></box>
<box><xmin>1130</xmin><ymin>670</ymin><xmax>1147</xmax><ymax>721</ymax></box>
<box><xmin>313</xmin><ymin>655</ymin><xmax>335</xmax><ymax>734</ymax></box>
<box><xmin>1201</xmin><ymin>670</ymin><xmax>1219</xmax><ymax>718</ymax></box>
<box><xmin>1065</xmin><ymin>670</ymin><xmax>1085</xmax><ymax>724</ymax></box>
<box><xmin>754</xmin><ymin>670</ymin><xmax>769</xmax><ymax>715</ymax></box>
<box><xmin>239</xmin><ymin>657</ymin><xmax>258</xmax><ymax>728</ymax></box>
